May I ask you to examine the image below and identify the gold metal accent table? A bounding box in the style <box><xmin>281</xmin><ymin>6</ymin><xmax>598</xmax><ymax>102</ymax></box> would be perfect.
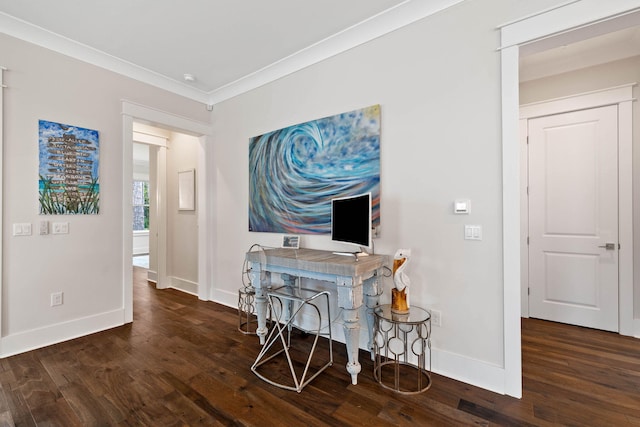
<box><xmin>373</xmin><ymin>304</ymin><xmax>432</xmax><ymax>394</ymax></box>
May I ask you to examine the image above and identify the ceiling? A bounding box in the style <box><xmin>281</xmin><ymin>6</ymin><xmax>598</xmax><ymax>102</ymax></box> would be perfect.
<box><xmin>1</xmin><ymin>1</ymin><xmax>639</xmax><ymax>104</ymax></box>
<box><xmin>0</xmin><ymin>0</ymin><xmax>466</xmax><ymax>104</ymax></box>
<box><xmin>520</xmin><ymin>23</ymin><xmax>640</xmax><ymax>82</ymax></box>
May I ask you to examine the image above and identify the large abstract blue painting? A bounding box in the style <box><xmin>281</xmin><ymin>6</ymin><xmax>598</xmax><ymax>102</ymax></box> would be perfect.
<box><xmin>249</xmin><ymin>105</ymin><xmax>380</xmax><ymax>234</ymax></box>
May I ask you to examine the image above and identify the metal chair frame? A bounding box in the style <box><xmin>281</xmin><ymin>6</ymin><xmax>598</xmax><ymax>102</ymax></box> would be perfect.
<box><xmin>251</xmin><ymin>286</ymin><xmax>333</xmax><ymax>393</ymax></box>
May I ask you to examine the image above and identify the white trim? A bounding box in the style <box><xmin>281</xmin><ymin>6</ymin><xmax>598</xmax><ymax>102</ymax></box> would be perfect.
<box><xmin>197</xmin><ymin>135</ymin><xmax>212</xmax><ymax>301</ymax></box>
<box><xmin>497</xmin><ymin>1</ymin><xmax>580</xmax><ymax>29</ymax></box>
<box><xmin>121</xmin><ymin>101</ymin><xmax>212</xmax><ymax>321</ymax></box>
<box><xmin>500</xmin><ymin>0</ymin><xmax>640</xmax><ymax>399</ymax></box>
<box><xmin>0</xmin><ymin>12</ymin><xmax>209</xmax><ymax>104</ymax></box>
<box><xmin>0</xmin><ymin>309</ymin><xmax>125</xmax><ymax>358</ymax></box>
<box><xmin>216</xmin><ymin>289</ymin><xmax>238</xmax><ymax>310</ymax></box>
<box><xmin>519</xmin><ymin>119</ymin><xmax>529</xmax><ymax>318</ymax></box>
<box><xmin>133</xmin><ymin>131</ymin><xmax>167</xmax><ymax>147</ymax></box>
<box><xmin>0</xmin><ymin>1</ymin><xmax>464</xmax><ymax>105</ymax></box>
<box><xmin>169</xmin><ymin>276</ymin><xmax>199</xmax><ymax>296</ymax></box>
<box><xmin>147</xmin><ymin>270</ymin><xmax>158</xmax><ymax>284</ymax></box>
<box><xmin>432</xmin><ymin>348</ymin><xmax>506</xmax><ymax>395</ymax></box>
<box><xmin>155</xmin><ymin>145</ymin><xmax>168</xmax><ymax>289</ymax></box>
<box><xmin>618</xmin><ymin>99</ymin><xmax>634</xmax><ymax>336</ymax></box>
<box><xmin>0</xmin><ymin>66</ymin><xmax>4</xmax><ymax>355</ymax></box>
<box><xmin>122</xmin><ymin>115</ymin><xmax>134</xmax><ymax>323</ymax></box>
<box><xmin>499</xmin><ymin>1</ymin><xmax>640</xmax><ymax>50</ymax></box>
<box><xmin>207</xmin><ymin>0</ymin><xmax>465</xmax><ymax>104</ymax></box>
<box><xmin>122</xmin><ymin>101</ymin><xmax>211</xmax><ymax>136</ymax></box>
<box><xmin>520</xmin><ymin>84</ymin><xmax>637</xmax><ymax>118</ymax></box>
<box><xmin>500</xmin><ymin>45</ymin><xmax>522</xmax><ymax>398</ymax></box>
<box><xmin>519</xmin><ymin>85</ymin><xmax>635</xmax><ymax>337</ymax></box>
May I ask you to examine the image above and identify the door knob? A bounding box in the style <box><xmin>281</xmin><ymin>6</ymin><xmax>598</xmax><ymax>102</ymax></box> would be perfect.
<box><xmin>598</xmin><ymin>243</ymin><xmax>615</xmax><ymax>250</ymax></box>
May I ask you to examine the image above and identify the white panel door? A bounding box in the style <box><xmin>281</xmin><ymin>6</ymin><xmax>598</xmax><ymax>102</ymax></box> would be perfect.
<box><xmin>528</xmin><ymin>105</ymin><xmax>618</xmax><ymax>332</ymax></box>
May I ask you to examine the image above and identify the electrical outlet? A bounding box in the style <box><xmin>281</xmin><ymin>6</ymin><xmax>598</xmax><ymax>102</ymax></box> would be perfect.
<box><xmin>51</xmin><ymin>292</ymin><xmax>63</xmax><ymax>307</ymax></box>
<box><xmin>430</xmin><ymin>309</ymin><xmax>441</xmax><ymax>327</ymax></box>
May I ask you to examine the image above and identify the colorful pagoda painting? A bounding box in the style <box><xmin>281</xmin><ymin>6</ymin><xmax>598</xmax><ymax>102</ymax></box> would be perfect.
<box><xmin>38</xmin><ymin>120</ymin><xmax>100</xmax><ymax>215</ymax></box>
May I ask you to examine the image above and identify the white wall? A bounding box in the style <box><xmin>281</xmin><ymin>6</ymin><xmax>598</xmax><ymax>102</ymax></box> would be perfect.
<box><xmin>166</xmin><ymin>132</ymin><xmax>199</xmax><ymax>294</ymax></box>
<box><xmin>209</xmin><ymin>0</ymin><xmax>558</xmax><ymax>390</ymax></box>
<box><xmin>0</xmin><ymin>32</ymin><xmax>208</xmax><ymax>355</ymax></box>
<box><xmin>521</xmin><ymin>55</ymin><xmax>640</xmax><ymax>319</ymax></box>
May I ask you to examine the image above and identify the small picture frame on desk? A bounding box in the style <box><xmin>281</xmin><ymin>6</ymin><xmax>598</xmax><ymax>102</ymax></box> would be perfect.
<box><xmin>282</xmin><ymin>235</ymin><xmax>300</xmax><ymax>249</ymax></box>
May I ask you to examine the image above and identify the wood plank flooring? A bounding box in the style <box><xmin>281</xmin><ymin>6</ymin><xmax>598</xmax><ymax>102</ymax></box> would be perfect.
<box><xmin>0</xmin><ymin>266</ymin><xmax>638</xmax><ymax>426</ymax></box>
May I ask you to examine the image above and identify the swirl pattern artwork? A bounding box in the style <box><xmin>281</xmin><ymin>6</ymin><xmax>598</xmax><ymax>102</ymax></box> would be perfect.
<box><xmin>249</xmin><ymin>105</ymin><xmax>380</xmax><ymax>234</ymax></box>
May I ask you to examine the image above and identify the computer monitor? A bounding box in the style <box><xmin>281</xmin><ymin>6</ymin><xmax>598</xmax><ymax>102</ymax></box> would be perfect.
<box><xmin>331</xmin><ymin>192</ymin><xmax>372</xmax><ymax>252</ymax></box>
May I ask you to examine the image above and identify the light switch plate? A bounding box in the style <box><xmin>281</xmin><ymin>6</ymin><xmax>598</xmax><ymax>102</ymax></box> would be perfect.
<box><xmin>464</xmin><ymin>225</ymin><xmax>482</xmax><ymax>240</ymax></box>
<box><xmin>52</xmin><ymin>222</ymin><xmax>69</xmax><ymax>234</ymax></box>
<box><xmin>13</xmin><ymin>223</ymin><xmax>32</xmax><ymax>236</ymax></box>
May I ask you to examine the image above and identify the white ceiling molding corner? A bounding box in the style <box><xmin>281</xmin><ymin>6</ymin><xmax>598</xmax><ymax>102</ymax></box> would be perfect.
<box><xmin>207</xmin><ymin>0</ymin><xmax>465</xmax><ymax>105</ymax></box>
<box><xmin>0</xmin><ymin>12</ymin><xmax>210</xmax><ymax>104</ymax></box>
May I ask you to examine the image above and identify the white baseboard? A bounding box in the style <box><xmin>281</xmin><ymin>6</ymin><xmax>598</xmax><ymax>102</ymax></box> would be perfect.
<box><xmin>147</xmin><ymin>270</ymin><xmax>157</xmax><ymax>283</ymax></box>
<box><xmin>169</xmin><ymin>276</ymin><xmax>198</xmax><ymax>295</ymax></box>
<box><xmin>0</xmin><ymin>308</ymin><xmax>125</xmax><ymax>358</ymax></box>
<box><xmin>431</xmin><ymin>347</ymin><xmax>506</xmax><ymax>395</ymax></box>
<box><xmin>216</xmin><ymin>288</ymin><xmax>239</xmax><ymax>309</ymax></box>
<box><xmin>634</xmin><ymin>319</ymin><xmax>640</xmax><ymax>339</ymax></box>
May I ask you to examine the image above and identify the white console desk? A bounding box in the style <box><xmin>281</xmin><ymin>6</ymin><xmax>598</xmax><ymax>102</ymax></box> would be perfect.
<box><xmin>245</xmin><ymin>248</ymin><xmax>386</xmax><ymax>385</ymax></box>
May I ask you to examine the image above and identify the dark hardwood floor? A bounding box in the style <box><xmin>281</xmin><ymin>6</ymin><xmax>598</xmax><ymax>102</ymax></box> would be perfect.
<box><xmin>0</xmin><ymin>266</ymin><xmax>639</xmax><ymax>426</ymax></box>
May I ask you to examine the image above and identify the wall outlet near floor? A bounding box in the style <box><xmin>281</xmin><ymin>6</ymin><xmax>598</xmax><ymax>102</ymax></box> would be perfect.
<box><xmin>430</xmin><ymin>309</ymin><xmax>442</xmax><ymax>327</ymax></box>
<box><xmin>51</xmin><ymin>292</ymin><xmax>63</xmax><ymax>307</ymax></box>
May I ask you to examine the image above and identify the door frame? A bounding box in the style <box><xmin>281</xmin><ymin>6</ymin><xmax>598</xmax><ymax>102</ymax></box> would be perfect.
<box><xmin>122</xmin><ymin>101</ymin><xmax>212</xmax><ymax>323</ymax></box>
<box><xmin>519</xmin><ymin>85</ymin><xmax>634</xmax><ymax>332</ymax></box>
<box><xmin>132</xmin><ymin>133</ymin><xmax>168</xmax><ymax>288</ymax></box>
<box><xmin>499</xmin><ymin>0</ymin><xmax>640</xmax><ymax>398</ymax></box>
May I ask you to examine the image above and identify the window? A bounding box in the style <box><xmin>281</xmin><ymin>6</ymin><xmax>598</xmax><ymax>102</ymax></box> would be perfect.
<box><xmin>132</xmin><ymin>180</ymin><xmax>150</xmax><ymax>231</ymax></box>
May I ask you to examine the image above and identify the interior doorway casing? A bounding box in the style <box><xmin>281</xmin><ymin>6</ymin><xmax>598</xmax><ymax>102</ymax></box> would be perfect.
<box><xmin>499</xmin><ymin>0</ymin><xmax>640</xmax><ymax>399</ymax></box>
<box><xmin>122</xmin><ymin>101</ymin><xmax>212</xmax><ymax>323</ymax></box>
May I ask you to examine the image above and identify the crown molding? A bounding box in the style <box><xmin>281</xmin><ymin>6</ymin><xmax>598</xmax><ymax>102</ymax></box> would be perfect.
<box><xmin>0</xmin><ymin>0</ymin><xmax>465</xmax><ymax>106</ymax></box>
<box><xmin>0</xmin><ymin>12</ymin><xmax>210</xmax><ymax>104</ymax></box>
<box><xmin>208</xmin><ymin>0</ymin><xmax>465</xmax><ymax>104</ymax></box>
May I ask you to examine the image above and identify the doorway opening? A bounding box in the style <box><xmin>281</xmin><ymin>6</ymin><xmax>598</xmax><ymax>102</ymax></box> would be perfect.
<box><xmin>122</xmin><ymin>101</ymin><xmax>212</xmax><ymax>324</ymax></box>
<box><xmin>500</xmin><ymin>3</ymin><xmax>640</xmax><ymax>398</ymax></box>
<box><xmin>520</xmin><ymin>87</ymin><xmax>633</xmax><ymax>332</ymax></box>
<box><xmin>132</xmin><ymin>141</ymin><xmax>150</xmax><ymax>270</ymax></box>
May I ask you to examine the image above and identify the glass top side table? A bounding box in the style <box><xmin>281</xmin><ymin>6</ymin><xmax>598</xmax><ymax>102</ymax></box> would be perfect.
<box><xmin>373</xmin><ymin>304</ymin><xmax>432</xmax><ymax>394</ymax></box>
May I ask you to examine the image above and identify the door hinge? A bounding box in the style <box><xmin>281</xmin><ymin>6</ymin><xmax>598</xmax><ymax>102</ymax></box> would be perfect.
<box><xmin>527</xmin><ymin>287</ymin><xmax>530</xmax><ymax>295</ymax></box>
<box><xmin>527</xmin><ymin>236</ymin><xmax>529</xmax><ymax>245</ymax></box>
<box><xmin>526</xmin><ymin>136</ymin><xmax>529</xmax><ymax>145</ymax></box>
<box><xmin>619</xmin><ymin>243</ymin><xmax>621</xmax><ymax>250</ymax></box>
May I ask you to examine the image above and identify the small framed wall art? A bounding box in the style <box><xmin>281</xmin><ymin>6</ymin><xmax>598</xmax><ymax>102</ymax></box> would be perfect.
<box><xmin>178</xmin><ymin>169</ymin><xmax>195</xmax><ymax>211</ymax></box>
